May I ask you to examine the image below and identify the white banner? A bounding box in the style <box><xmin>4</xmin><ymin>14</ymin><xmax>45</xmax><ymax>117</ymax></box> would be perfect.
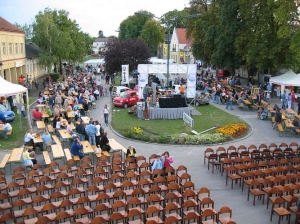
<box><xmin>121</xmin><ymin>65</ymin><xmax>129</xmax><ymax>84</ymax></box>
<box><xmin>186</xmin><ymin>64</ymin><xmax>197</xmax><ymax>98</ymax></box>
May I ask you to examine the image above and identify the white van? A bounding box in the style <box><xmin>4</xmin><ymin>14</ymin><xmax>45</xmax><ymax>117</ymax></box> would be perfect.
<box><xmin>111</xmin><ymin>86</ymin><xmax>130</xmax><ymax>98</ymax></box>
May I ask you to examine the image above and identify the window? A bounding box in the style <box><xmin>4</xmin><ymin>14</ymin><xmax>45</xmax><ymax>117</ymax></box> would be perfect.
<box><xmin>2</xmin><ymin>43</ymin><xmax>6</xmax><ymax>56</ymax></box>
<box><xmin>20</xmin><ymin>43</ymin><xmax>24</xmax><ymax>54</ymax></box>
<box><xmin>9</xmin><ymin>43</ymin><xmax>12</xmax><ymax>55</ymax></box>
<box><xmin>15</xmin><ymin>43</ymin><xmax>18</xmax><ymax>54</ymax></box>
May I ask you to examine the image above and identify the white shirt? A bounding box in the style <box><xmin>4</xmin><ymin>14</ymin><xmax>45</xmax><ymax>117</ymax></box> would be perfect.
<box><xmin>95</xmin><ymin>124</ymin><xmax>100</xmax><ymax>136</ymax></box>
<box><xmin>103</xmin><ymin>108</ymin><xmax>109</xmax><ymax>114</ymax></box>
<box><xmin>24</xmin><ymin>133</ymin><xmax>34</xmax><ymax>142</ymax></box>
<box><xmin>4</xmin><ymin>123</ymin><xmax>12</xmax><ymax>131</ymax></box>
<box><xmin>56</xmin><ymin>121</ymin><xmax>61</xmax><ymax>129</ymax></box>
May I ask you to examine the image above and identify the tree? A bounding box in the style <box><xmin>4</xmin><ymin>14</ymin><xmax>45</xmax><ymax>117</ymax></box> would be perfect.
<box><xmin>14</xmin><ymin>23</ymin><xmax>33</xmax><ymax>43</ymax></box>
<box><xmin>141</xmin><ymin>20</ymin><xmax>165</xmax><ymax>55</ymax></box>
<box><xmin>161</xmin><ymin>9</ymin><xmax>189</xmax><ymax>31</ymax></box>
<box><xmin>118</xmin><ymin>12</ymin><xmax>150</xmax><ymax>40</ymax></box>
<box><xmin>104</xmin><ymin>38</ymin><xmax>151</xmax><ymax>74</ymax></box>
<box><xmin>32</xmin><ymin>8</ymin><xmax>91</xmax><ymax>73</ymax></box>
<box><xmin>211</xmin><ymin>0</ymin><xmax>241</xmax><ymax>73</ymax></box>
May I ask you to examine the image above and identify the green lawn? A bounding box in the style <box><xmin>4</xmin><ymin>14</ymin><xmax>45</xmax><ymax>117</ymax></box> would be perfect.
<box><xmin>111</xmin><ymin>104</ymin><xmax>246</xmax><ymax>136</ymax></box>
<box><xmin>1</xmin><ymin>113</ymin><xmax>27</xmax><ymax>150</ymax></box>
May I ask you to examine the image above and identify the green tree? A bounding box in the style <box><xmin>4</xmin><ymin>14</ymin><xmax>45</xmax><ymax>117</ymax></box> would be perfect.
<box><xmin>212</xmin><ymin>0</ymin><xmax>241</xmax><ymax>73</ymax></box>
<box><xmin>141</xmin><ymin>20</ymin><xmax>165</xmax><ymax>55</ymax></box>
<box><xmin>32</xmin><ymin>8</ymin><xmax>91</xmax><ymax>74</ymax></box>
<box><xmin>161</xmin><ymin>9</ymin><xmax>189</xmax><ymax>30</ymax></box>
<box><xmin>14</xmin><ymin>23</ymin><xmax>33</xmax><ymax>43</ymax></box>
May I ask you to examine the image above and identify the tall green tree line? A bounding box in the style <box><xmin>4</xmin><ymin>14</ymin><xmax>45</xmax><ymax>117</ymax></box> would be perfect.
<box><xmin>187</xmin><ymin>0</ymin><xmax>300</xmax><ymax>73</ymax></box>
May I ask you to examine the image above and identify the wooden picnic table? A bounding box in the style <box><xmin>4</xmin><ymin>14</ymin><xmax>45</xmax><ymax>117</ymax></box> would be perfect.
<box><xmin>44</xmin><ymin>91</ymin><xmax>50</xmax><ymax>95</ymax></box>
<box><xmin>60</xmin><ymin>120</ymin><xmax>75</xmax><ymax>130</ymax></box>
<box><xmin>295</xmin><ymin>114</ymin><xmax>300</xmax><ymax>120</ymax></box>
<box><xmin>58</xmin><ymin>129</ymin><xmax>72</xmax><ymax>140</ymax></box>
<box><xmin>67</xmin><ymin>112</ymin><xmax>75</xmax><ymax>118</ymax></box>
<box><xmin>81</xmin><ymin>116</ymin><xmax>90</xmax><ymax>124</ymax></box>
<box><xmin>42</xmin><ymin>112</ymin><xmax>49</xmax><ymax>118</ymax></box>
<box><xmin>36</xmin><ymin>121</ymin><xmax>46</xmax><ymax>130</ymax></box>
<box><xmin>51</xmin><ymin>144</ymin><xmax>65</xmax><ymax>159</ymax></box>
<box><xmin>9</xmin><ymin>148</ymin><xmax>23</xmax><ymax>163</ymax></box>
<box><xmin>243</xmin><ymin>100</ymin><xmax>252</xmax><ymax>105</ymax></box>
<box><xmin>81</xmin><ymin>141</ymin><xmax>94</xmax><ymax>154</ymax></box>
<box><xmin>109</xmin><ymin>138</ymin><xmax>127</xmax><ymax>158</ymax></box>
<box><xmin>284</xmin><ymin>119</ymin><xmax>294</xmax><ymax>129</ymax></box>
<box><xmin>33</xmin><ymin>134</ymin><xmax>43</xmax><ymax>144</ymax></box>
<box><xmin>0</xmin><ymin>124</ymin><xmax>3</xmax><ymax>131</ymax></box>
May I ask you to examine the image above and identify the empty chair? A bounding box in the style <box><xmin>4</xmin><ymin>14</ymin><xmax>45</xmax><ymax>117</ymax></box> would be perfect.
<box><xmin>218</xmin><ymin>206</ymin><xmax>235</xmax><ymax>224</ymax></box>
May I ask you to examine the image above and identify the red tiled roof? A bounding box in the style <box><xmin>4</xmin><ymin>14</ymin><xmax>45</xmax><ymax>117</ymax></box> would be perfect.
<box><xmin>0</xmin><ymin>17</ymin><xmax>25</xmax><ymax>34</ymax></box>
<box><xmin>175</xmin><ymin>28</ymin><xmax>192</xmax><ymax>45</ymax></box>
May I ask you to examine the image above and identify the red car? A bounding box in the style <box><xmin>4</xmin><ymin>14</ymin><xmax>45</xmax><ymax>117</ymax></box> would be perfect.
<box><xmin>113</xmin><ymin>90</ymin><xmax>139</xmax><ymax>108</ymax></box>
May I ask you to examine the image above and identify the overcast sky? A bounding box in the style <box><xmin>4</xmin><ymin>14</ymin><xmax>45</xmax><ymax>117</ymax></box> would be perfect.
<box><xmin>1</xmin><ymin>0</ymin><xmax>189</xmax><ymax>37</ymax></box>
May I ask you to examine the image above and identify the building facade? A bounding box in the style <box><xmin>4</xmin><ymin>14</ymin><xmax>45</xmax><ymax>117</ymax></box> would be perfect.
<box><xmin>92</xmin><ymin>37</ymin><xmax>109</xmax><ymax>55</ymax></box>
<box><xmin>25</xmin><ymin>42</ymin><xmax>45</xmax><ymax>80</ymax></box>
<box><xmin>0</xmin><ymin>17</ymin><xmax>26</xmax><ymax>83</ymax></box>
<box><xmin>169</xmin><ymin>28</ymin><xmax>194</xmax><ymax>64</ymax></box>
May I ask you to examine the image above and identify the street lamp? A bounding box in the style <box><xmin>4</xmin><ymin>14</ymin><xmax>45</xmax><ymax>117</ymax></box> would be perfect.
<box><xmin>134</xmin><ymin>12</ymin><xmax>200</xmax><ymax>89</ymax></box>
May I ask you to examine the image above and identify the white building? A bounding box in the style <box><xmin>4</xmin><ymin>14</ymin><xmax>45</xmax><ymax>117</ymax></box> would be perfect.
<box><xmin>92</xmin><ymin>37</ymin><xmax>109</xmax><ymax>55</ymax></box>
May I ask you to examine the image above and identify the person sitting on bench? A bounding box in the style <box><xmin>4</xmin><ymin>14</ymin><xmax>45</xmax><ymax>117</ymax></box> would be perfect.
<box><xmin>2</xmin><ymin>121</ymin><xmax>12</xmax><ymax>139</ymax></box>
<box><xmin>71</xmin><ymin>138</ymin><xmax>85</xmax><ymax>159</ymax></box>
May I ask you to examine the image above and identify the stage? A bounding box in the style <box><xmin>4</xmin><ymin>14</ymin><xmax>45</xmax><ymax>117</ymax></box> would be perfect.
<box><xmin>136</xmin><ymin>107</ymin><xmax>191</xmax><ymax>120</ymax></box>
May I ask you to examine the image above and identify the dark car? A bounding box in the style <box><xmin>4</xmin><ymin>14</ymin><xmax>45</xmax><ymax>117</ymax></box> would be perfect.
<box><xmin>0</xmin><ymin>104</ymin><xmax>15</xmax><ymax>123</ymax></box>
<box><xmin>186</xmin><ymin>90</ymin><xmax>210</xmax><ymax>106</ymax></box>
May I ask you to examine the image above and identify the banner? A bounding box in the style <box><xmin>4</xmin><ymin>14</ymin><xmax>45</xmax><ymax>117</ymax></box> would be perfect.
<box><xmin>121</xmin><ymin>65</ymin><xmax>129</xmax><ymax>84</ymax></box>
<box><xmin>186</xmin><ymin>64</ymin><xmax>197</xmax><ymax>98</ymax></box>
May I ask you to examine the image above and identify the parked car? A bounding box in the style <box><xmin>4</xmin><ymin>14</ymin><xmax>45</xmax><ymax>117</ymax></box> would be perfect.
<box><xmin>0</xmin><ymin>104</ymin><xmax>15</xmax><ymax>123</ymax></box>
<box><xmin>111</xmin><ymin>86</ymin><xmax>130</xmax><ymax>98</ymax></box>
<box><xmin>113</xmin><ymin>90</ymin><xmax>139</xmax><ymax>108</ymax></box>
<box><xmin>186</xmin><ymin>90</ymin><xmax>210</xmax><ymax>106</ymax></box>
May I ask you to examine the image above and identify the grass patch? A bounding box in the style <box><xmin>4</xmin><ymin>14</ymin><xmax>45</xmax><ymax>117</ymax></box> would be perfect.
<box><xmin>1</xmin><ymin>113</ymin><xmax>28</xmax><ymax>150</ymax></box>
<box><xmin>111</xmin><ymin>104</ymin><xmax>247</xmax><ymax>137</ymax></box>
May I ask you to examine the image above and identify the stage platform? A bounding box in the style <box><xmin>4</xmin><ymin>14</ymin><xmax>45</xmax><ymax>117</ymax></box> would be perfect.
<box><xmin>136</xmin><ymin>107</ymin><xmax>191</xmax><ymax>120</ymax></box>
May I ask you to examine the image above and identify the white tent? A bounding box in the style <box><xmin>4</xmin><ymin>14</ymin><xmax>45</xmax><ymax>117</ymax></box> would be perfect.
<box><xmin>279</xmin><ymin>74</ymin><xmax>300</xmax><ymax>87</ymax></box>
<box><xmin>269</xmin><ymin>69</ymin><xmax>297</xmax><ymax>85</ymax></box>
<box><xmin>0</xmin><ymin>76</ymin><xmax>28</xmax><ymax>96</ymax></box>
<box><xmin>83</xmin><ymin>58</ymin><xmax>105</xmax><ymax>67</ymax></box>
<box><xmin>0</xmin><ymin>76</ymin><xmax>29</xmax><ymax>129</ymax></box>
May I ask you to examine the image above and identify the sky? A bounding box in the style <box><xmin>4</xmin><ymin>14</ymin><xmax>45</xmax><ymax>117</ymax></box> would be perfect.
<box><xmin>0</xmin><ymin>0</ymin><xmax>190</xmax><ymax>37</ymax></box>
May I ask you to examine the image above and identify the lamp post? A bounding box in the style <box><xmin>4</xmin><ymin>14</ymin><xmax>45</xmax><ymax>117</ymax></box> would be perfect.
<box><xmin>134</xmin><ymin>12</ymin><xmax>201</xmax><ymax>89</ymax></box>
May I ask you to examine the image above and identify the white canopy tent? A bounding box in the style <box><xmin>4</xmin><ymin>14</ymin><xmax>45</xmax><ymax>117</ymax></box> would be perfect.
<box><xmin>83</xmin><ymin>58</ymin><xmax>105</xmax><ymax>67</ymax></box>
<box><xmin>269</xmin><ymin>70</ymin><xmax>298</xmax><ymax>94</ymax></box>
<box><xmin>0</xmin><ymin>76</ymin><xmax>29</xmax><ymax>129</ymax></box>
<box><xmin>269</xmin><ymin>70</ymin><xmax>297</xmax><ymax>85</ymax></box>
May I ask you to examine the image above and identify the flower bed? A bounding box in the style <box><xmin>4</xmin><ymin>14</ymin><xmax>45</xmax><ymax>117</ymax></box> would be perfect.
<box><xmin>216</xmin><ymin>123</ymin><xmax>248</xmax><ymax>136</ymax></box>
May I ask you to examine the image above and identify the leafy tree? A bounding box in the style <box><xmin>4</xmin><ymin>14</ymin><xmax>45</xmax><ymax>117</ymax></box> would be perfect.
<box><xmin>161</xmin><ymin>9</ymin><xmax>189</xmax><ymax>30</ymax></box>
<box><xmin>32</xmin><ymin>8</ymin><xmax>91</xmax><ymax>73</ymax></box>
<box><xmin>14</xmin><ymin>23</ymin><xmax>33</xmax><ymax>43</ymax></box>
<box><xmin>104</xmin><ymin>38</ymin><xmax>151</xmax><ymax>74</ymax></box>
<box><xmin>118</xmin><ymin>11</ymin><xmax>150</xmax><ymax>40</ymax></box>
<box><xmin>212</xmin><ymin>0</ymin><xmax>241</xmax><ymax>73</ymax></box>
<box><xmin>141</xmin><ymin>20</ymin><xmax>165</xmax><ymax>55</ymax></box>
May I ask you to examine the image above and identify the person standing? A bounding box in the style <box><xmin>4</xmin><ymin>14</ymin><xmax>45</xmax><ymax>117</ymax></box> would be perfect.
<box><xmin>75</xmin><ymin>120</ymin><xmax>86</xmax><ymax>141</ymax></box>
<box><xmin>281</xmin><ymin>91</ymin><xmax>286</xmax><ymax>110</ymax></box>
<box><xmin>143</xmin><ymin>99</ymin><xmax>149</xmax><ymax>120</ymax></box>
<box><xmin>85</xmin><ymin>121</ymin><xmax>97</xmax><ymax>146</ymax></box>
<box><xmin>226</xmin><ymin>94</ymin><xmax>233</xmax><ymax>110</ymax></box>
<box><xmin>291</xmin><ymin>91</ymin><xmax>296</xmax><ymax>110</ymax></box>
<box><xmin>2</xmin><ymin>121</ymin><xmax>12</xmax><ymax>139</ymax></box>
<box><xmin>143</xmin><ymin>84</ymin><xmax>150</xmax><ymax>101</ymax></box>
<box><xmin>94</xmin><ymin>120</ymin><xmax>101</xmax><ymax>147</ymax></box>
<box><xmin>103</xmin><ymin>104</ymin><xmax>109</xmax><ymax>126</ymax></box>
<box><xmin>287</xmin><ymin>93</ymin><xmax>292</xmax><ymax>109</ymax></box>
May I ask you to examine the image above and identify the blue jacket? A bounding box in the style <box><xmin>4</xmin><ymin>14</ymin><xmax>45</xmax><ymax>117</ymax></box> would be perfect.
<box><xmin>85</xmin><ymin>124</ymin><xmax>97</xmax><ymax>136</ymax></box>
<box><xmin>152</xmin><ymin>159</ymin><xmax>162</xmax><ymax>171</ymax></box>
<box><xmin>71</xmin><ymin>142</ymin><xmax>84</xmax><ymax>156</ymax></box>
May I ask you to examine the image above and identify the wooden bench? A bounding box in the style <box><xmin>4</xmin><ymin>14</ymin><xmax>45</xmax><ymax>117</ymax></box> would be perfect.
<box><xmin>102</xmin><ymin>151</ymin><xmax>110</xmax><ymax>157</ymax></box>
<box><xmin>52</xmin><ymin>135</ymin><xmax>61</xmax><ymax>145</ymax></box>
<box><xmin>277</xmin><ymin>123</ymin><xmax>284</xmax><ymax>136</ymax></box>
<box><xmin>73</xmin><ymin>155</ymin><xmax>80</xmax><ymax>161</ymax></box>
<box><xmin>271</xmin><ymin>117</ymin><xmax>275</xmax><ymax>123</ymax></box>
<box><xmin>0</xmin><ymin>154</ymin><xmax>10</xmax><ymax>170</ymax></box>
<box><xmin>6</xmin><ymin>130</ymin><xmax>12</xmax><ymax>136</ymax></box>
<box><xmin>47</xmin><ymin>125</ymin><xmax>54</xmax><ymax>133</ymax></box>
<box><xmin>64</xmin><ymin>148</ymin><xmax>72</xmax><ymax>161</ymax></box>
<box><xmin>43</xmin><ymin>151</ymin><xmax>51</xmax><ymax>165</ymax></box>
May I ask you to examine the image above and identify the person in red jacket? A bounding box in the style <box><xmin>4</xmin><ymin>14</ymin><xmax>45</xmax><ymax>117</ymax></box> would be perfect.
<box><xmin>32</xmin><ymin>107</ymin><xmax>43</xmax><ymax>120</ymax></box>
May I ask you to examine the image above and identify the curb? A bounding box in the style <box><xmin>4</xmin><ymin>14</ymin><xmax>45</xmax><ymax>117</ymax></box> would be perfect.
<box><xmin>109</xmin><ymin>109</ymin><xmax>254</xmax><ymax>147</ymax></box>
